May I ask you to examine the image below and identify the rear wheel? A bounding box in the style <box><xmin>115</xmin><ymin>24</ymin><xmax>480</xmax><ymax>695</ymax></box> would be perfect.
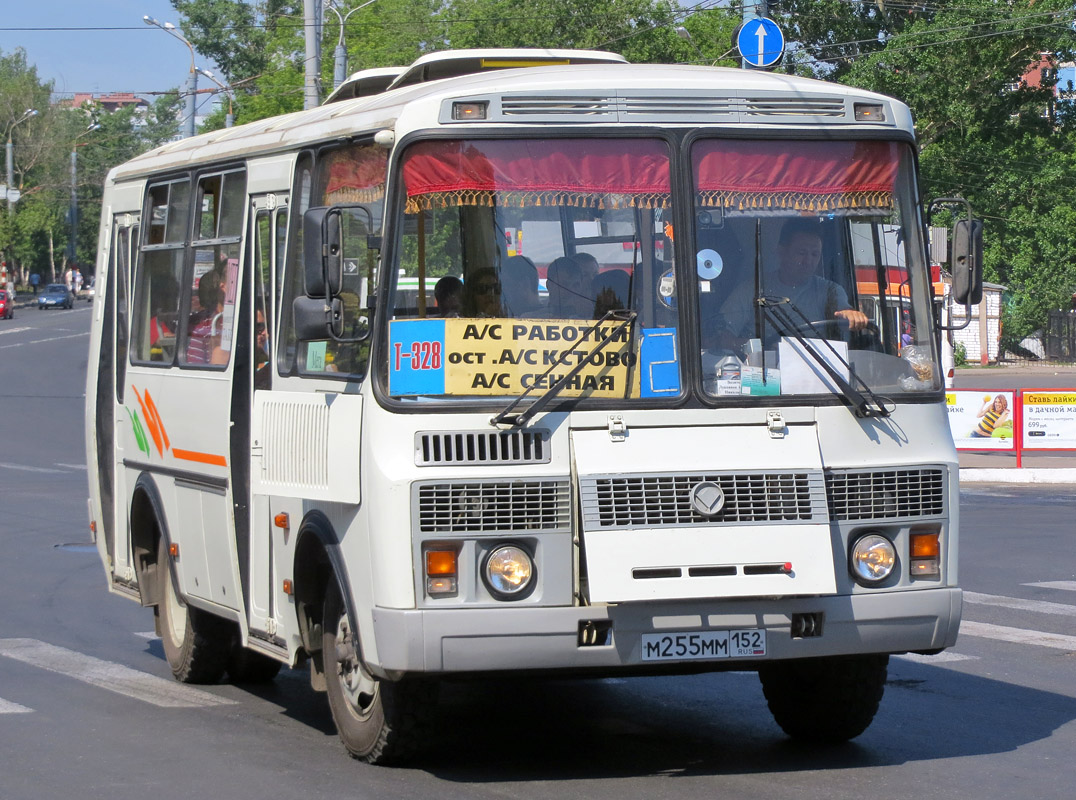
<box><xmin>322</xmin><ymin>580</ymin><xmax>436</xmax><ymax>764</ymax></box>
<box><xmin>758</xmin><ymin>654</ymin><xmax>888</xmax><ymax>743</ymax></box>
<box><xmin>155</xmin><ymin>545</ymin><xmax>231</xmax><ymax>683</ymax></box>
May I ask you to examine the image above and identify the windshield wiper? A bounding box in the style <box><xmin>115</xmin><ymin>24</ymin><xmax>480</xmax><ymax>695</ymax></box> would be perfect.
<box><xmin>756</xmin><ymin>295</ymin><xmax>890</xmax><ymax>418</ymax></box>
<box><xmin>491</xmin><ymin>309</ymin><xmax>638</xmax><ymax>428</ymax></box>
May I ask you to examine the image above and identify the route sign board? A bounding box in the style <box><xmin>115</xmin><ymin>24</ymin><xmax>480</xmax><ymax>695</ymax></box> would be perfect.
<box><xmin>736</xmin><ymin>17</ymin><xmax>785</xmax><ymax>69</ymax></box>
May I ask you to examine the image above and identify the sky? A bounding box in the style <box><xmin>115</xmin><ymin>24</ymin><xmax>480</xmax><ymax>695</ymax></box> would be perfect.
<box><xmin>0</xmin><ymin>1</ymin><xmax>221</xmax><ymax>99</ymax></box>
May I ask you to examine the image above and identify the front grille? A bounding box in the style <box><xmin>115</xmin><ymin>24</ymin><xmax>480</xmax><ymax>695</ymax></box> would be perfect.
<box><xmin>416</xmin><ymin>479</ymin><xmax>571</xmax><ymax>533</ymax></box>
<box><xmin>581</xmin><ymin>472</ymin><xmax>826</xmax><ymax>530</ymax></box>
<box><xmin>826</xmin><ymin>468</ymin><xmax>945</xmax><ymax>521</ymax></box>
<box><xmin>416</xmin><ymin>430</ymin><xmax>550</xmax><ymax>466</ymax></box>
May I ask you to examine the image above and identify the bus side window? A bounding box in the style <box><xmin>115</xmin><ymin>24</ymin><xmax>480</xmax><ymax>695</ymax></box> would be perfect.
<box><xmin>132</xmin><ymin>179</ymin><xmax>188</xmax><ymax>365</ymax></box>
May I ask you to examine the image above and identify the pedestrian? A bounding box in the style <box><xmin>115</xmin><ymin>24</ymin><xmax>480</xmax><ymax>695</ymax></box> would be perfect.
<box><xmin>30</xmin><ymin>272</ymin><xmax>39</xmax><ymax>296</ymax></box>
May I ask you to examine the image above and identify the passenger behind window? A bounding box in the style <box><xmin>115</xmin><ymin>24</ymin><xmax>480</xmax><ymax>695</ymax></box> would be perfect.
<box><xmin>501</xmin><ymin>255</ymin><xmax>539</xmax><ymax>316</ymax></box>
<box><xmin>461</xmin><ymin>267</ymin><xmax>504</xmax><ymax>317</ymax></box>
<box><xmin>592</xmin><ymin>269</ymin><xmax>630</xmax><ymax>317</ymax></box>
<box><xmin>434</xmin><ymin>275</ymin><xmax>463</xmax><ymax>317</ymax></box>
<box><xmin>149</xmin><ymin>278</ymin><xmax>178</xmax><ymax>362</ymax></box>
<box><xmin>546</xmin><ymin>256</ymin><xmax>591</xmax><ymax>319</ymax></box>
<box><xmin>186</xmin><ymin>268</ymin><xmax>226</xmax><ymax>364</ymax></box>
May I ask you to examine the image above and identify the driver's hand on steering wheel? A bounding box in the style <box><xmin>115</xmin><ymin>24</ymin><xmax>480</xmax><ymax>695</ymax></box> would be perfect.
<box><xmin>834</xmin><ymin>308</ymin><xmax>869</xmax><ymax>332</ymax></box>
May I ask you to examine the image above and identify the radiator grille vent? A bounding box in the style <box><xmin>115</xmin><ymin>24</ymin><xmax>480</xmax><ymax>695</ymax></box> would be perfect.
<box><xmin>416</xmin><ymin>480</ymin><xmax>571</xmax><ymax>533</ymax></box>
<box><xmin>581</xmin><ymin>472</ymin><xmax>826</xmax><ymax>530</ymax></box>
<box><xmin>416</xmin><ymin>430</ymin><xmax>550</xmax><ymax>465</ymax></box>
<box><xmin>826</xmin><ymin>468</ymin><xmax>946</xmax><ymax>521</ymax></box>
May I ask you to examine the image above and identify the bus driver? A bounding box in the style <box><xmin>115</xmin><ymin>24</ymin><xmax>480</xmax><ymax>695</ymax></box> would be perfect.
<box><xmin>717</xmin><ymin>218</ymin><xmax>868</xmax><ymax>350</ymax></box>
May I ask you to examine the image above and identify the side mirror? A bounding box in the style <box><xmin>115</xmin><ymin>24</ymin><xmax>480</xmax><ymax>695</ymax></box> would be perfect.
<box><xmin>303</xmin><ymin>207</ymin><xmax>341</xmax><ymax>298</ymax></box>
<box><xmin>952</xmin><ymin>218</ymin><xmax>983</xmax><ymax>306</ymax></box>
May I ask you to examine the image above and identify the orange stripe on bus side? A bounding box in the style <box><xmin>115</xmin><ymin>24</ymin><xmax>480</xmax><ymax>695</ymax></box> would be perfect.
<box><xmin>172</xmin><ymin>449</ymin><xmax>228</xmax><ymax>467</ymax></box>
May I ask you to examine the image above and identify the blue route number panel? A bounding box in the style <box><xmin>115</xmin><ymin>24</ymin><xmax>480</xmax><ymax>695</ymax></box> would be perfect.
<box><xmin>737</xmin><ymin>17</ymin><xmax>785</xmax><ymax>69</ymax></box>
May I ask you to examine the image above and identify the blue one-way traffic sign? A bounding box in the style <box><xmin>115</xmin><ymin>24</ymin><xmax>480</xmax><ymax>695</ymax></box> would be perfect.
<box><xmin>736</xmin><ymin>17</ymin><xmax>785</xmax><ymax>69</ymax></box>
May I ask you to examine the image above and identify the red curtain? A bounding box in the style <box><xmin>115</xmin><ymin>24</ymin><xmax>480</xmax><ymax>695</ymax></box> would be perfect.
<box><xmin>693</xmin><ymin>139</ymin><xmax>901</xmax><ymax>213</ymax></box>
<box><xmin>323</xmin><ymin>145</ymin><xmax>388</xmax><ymax>204</ymax></box>
<box><xmin>402</xmin><ymin>139</ymin><xmax>670</xmax><ymax>212</ymax></box>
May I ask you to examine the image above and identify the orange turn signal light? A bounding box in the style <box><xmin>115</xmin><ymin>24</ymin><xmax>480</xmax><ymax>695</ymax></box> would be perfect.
<box><xmin>274</xmin><ymin>512</ymin><xmax>290</xmax><ymax>530</ymax></box>
<box><xmin>910</xmin><ymin>533</ymin><xmax>940</xmax><ymax>558</ymax></box>
<box><xmin>426</xmin><ymin>549</ymin><xmax>458</xmax><ymax>576</ymax></box>
<box><xmin>168</xmin><ymin>542</ymin><xmax>180</xmax><ymax>558</ymax></box>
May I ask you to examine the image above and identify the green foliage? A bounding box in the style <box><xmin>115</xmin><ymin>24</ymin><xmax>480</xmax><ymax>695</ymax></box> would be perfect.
<box><xmin>954</xmin><ymin>341</ymin><xmax>967</xmax><ymax>367</ymax></box>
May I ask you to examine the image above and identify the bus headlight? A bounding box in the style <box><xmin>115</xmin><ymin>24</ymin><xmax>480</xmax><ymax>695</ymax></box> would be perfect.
<box><xmin>850</xmin><ymin>533</ymin><xmax>896</xmax><ymax>584</ymax></box>
<box><xmin>483</xmin><ymin>544</ymin><xmax>534</xmax><ymax>599</ymax></box>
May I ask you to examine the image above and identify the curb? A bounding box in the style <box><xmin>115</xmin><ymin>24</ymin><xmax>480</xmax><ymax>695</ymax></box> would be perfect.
<box><xmin>959</xmin><ymin>468</ymin><xmax>1076</xmax><ymax>484</ymax></box>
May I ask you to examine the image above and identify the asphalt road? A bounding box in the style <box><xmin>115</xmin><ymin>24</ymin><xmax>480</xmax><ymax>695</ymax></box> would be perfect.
<box><xmin>1</xmin><ymin>306</ymin><xmax>1074</xmax><ymax>799</ymax></box>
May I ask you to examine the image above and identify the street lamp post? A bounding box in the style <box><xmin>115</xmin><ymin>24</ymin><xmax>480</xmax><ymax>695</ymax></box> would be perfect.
<box><xmin>197</xmin><ymin>68</ymin><xmax>234</xmax><ymax>128</ymax></box>
<box><xmin>143</xmin><ymin>15</ymin><xmax>198</xmax><ymax>138</ymax></box>
<box><xmin>325</xmin><ymin>0</ymin><xmax>379</xmax><ymax>89</ymax></box>
<box><xmin>6</xmin><ymin>108</ymin><xmax>38</xmax><ymax>217</ymax></box>
<box><xmin>68</xmin><ymin>123</ymin><xmax>101</xmax><ymax>267</ymax></box>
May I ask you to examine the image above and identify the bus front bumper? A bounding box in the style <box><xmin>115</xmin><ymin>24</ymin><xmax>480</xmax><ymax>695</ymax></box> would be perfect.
<box><xmin>368</xmin><ymin>587</ymin><xmax>962</xmax><ymax>675</ymax></box>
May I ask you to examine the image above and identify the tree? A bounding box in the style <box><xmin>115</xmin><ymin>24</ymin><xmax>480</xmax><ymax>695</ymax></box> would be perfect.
<box><xmin>836</xmin><ymin>0</ymin><xmax>1076</xmax><ymax>339</ymax></box>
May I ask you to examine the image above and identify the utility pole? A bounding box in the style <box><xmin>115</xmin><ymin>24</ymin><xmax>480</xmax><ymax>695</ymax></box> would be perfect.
<box><xmin>742</xmin><ymin>1</ymin><xmax>767</xmax><ymax>69</ymax></box>
<box><xmin>304</xmin><ymin>0</ymin><xmax>321</xmax><ymax>109</ymax></box>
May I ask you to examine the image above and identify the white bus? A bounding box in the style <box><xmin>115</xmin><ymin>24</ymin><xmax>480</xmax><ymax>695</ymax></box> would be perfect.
<box><xmin>86</xmin><ymin>49</ymin><xmax>980</xmax><ymax>764</ymax></box>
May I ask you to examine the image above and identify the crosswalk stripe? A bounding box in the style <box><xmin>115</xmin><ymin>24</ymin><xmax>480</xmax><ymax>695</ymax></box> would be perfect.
<box><xmin>959</xmin><ymin>621</ymin><xmax>1076</xmax><ymax>651</ymax></box>
<box><xmin>895</xmin><ymin>652</ymin><xmax>977</xmax><ymax>665</ymax></box>
<box><xmin>963</xmin><ymin>591</ymin><xmax>1076</xmax><ymax>618</ymax></box>
<box><xmin>0</xmin><ymin>639</ymin><xmax>236</xmax><ymax>708</ymax></box>
<box><xmin>1024</xmin><ymin>581</ymin><xmax>1076</xmax><ymax>593</ymax></box>
<box><xmin>0</xmin><ymin>696</ymin><xmax>33</xmax><ymax>714</ymax></box>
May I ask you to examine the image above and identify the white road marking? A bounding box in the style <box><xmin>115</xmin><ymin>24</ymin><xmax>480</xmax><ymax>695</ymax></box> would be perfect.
<box><xmin>1025</xmin><ymin>581</ymin><xmax>1076</xmax><ymax>593</ymax></box>
<box><xmin>134</xmin><ymin>632</ymin><xmax>159</xmax><ymax>640</ymax></box>
<box><xmin>0</xmin><ymin>462</ymin><xmax>66</xmax><ymax>474</ymax></box>
<box><xmin>0</xmin><ymin>326</ymin><xmax>31</xmax><ymax>335</ymax></box>
<box><xmin>55</xmin><ymin>463</ymin><xmax>88</xmax><ymax>471</ymax></box>
<box><xmin>895</xmin><ymin>652</ymin><xmax>977</xmax><ymax>664</ymax></box>
<box><xmin>0</xmin><ymin>696</ymin><xmax>33</xmax><ymax>714</ymax></box>
<box><xmin>964</xmin><ymin>591</ymin><xmax>1076</xmax><ymax>618</ymax></box>
<box><xmin>0</xmin><ymin>639</ymin><xmax>236</xmax><ymax>708</ymax></box>
<box><xmin>0</xmin><ymin>332</ymin><xmax>86</xmax><ymax>350</ymax></box>
<box><xmin>959</xmin><ymin>621</ymin><xmax>1076</xmax><ymax>651</ymax></box>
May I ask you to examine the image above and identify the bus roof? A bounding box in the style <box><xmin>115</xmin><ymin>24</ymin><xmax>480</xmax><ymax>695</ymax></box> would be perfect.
<box><xmin>108</xmin><ymin>52</ymin><xmax>910</xmax><ymax>183</ymax></box>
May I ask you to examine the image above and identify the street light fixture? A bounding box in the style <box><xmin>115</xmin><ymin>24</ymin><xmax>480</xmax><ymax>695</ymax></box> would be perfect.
<box><xmin>6</xmin><ymin>108</ymin><xmax>39</xmax><ymax>217</ymax></box>
<box><xmin>197</xmin><ymin>68</ymin><xmax>234</xmax><ymax>128</ymax></box>
<box><xmin>324</xmin><ymin>0</ymin><xmax>379</xmax><ymax>89</ymax></box>
<box><xmin>68</xmin><ymin>123</ymin><xmax>101</xmax><ymax>268</ymax></box>
<box><xmin>143</xmin><ymin>14</ymin><xmax>198</xmax><ymax>138</ymax></box>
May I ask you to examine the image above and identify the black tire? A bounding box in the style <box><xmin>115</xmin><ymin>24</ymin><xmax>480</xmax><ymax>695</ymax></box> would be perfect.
<box><xmin>155</xmin><ymin>545</ymin><xmax>231</xmax><ymax>684</ymax></box>
<box><xmin>322</xmin><ymin>580</ymin><xmax>436</xmax><ymax>764</ymax></box>
<box><xmin>227</xmin><ymin>643</ymin><xmax>283</xmax><ymax>683</ymax></box>
<box><xmin>758</xmin><ymin>654</ymin><xmax>888</xmax><ymax>743</ymax></box>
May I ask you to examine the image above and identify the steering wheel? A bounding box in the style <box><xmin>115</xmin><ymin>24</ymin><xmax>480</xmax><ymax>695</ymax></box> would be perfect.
<box><xmin>780</xmin><ymin>317</ymin><xmax>849</xmax><ymax>341</ymax></box>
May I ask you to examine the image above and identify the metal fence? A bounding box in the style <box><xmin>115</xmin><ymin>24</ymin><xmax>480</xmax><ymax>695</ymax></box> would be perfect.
<box><xmin>1044</xmin><ymin>310</ymin><xmax>1076</xmax><ymax>362</ymax></box>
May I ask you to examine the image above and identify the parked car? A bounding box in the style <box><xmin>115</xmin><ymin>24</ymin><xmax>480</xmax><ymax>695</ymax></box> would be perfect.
<box><xmin>0</xmin><ymin>289</ymin><xmax>13</xmax><ymax>319</ymax></box>
<box><xmin>85</xmin><ymin>277</ymin><xmax>95</xmax><ymax>302</ymax></box>
<box><xmin>38</xmin><ymin>284</ymin><xmax>73</xmax><ymax>310</ymax></box>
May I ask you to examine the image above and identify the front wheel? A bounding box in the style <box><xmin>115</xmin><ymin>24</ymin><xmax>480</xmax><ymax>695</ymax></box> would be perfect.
<box><xmin>758</xmin><ymin>654</ymin><xmax>888</xmax><ymax>743</ymax></box>
<box><xmin>322</xmin><ymin>580</ymin><xmax>436</xmax><ymax>764</ymax></box>
<box><xmin>155</xmin><ymin>545</ymin><xmax>231</xmax><ymax>683</ymax></box>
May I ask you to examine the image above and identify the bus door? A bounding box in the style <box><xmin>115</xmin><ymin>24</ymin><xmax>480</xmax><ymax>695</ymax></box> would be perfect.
<box><xmin>97</xmin><ymin>213</ymin><xmax>138</xmax><ymax>585</ymax></box>
<box><xmin>247</xmin><ymin>193</ymin><xmax>288</xmax><ymax>643</ymax></box>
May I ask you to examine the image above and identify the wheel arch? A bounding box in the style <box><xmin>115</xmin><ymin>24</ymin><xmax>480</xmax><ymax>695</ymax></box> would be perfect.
<box><xmin>292</xmin><ymin>511</ymin><xmax>358</xmax><ymax>667</ymax></box>
<box><xmin>129</xmin><ymin>472</ymin><xmax>170</xmax><ymax>608</ymax></box>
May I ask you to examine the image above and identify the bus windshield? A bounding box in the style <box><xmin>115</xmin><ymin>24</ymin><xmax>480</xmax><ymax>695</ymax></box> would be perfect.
<box><xmin>384</xmin><ymin>136</ymin><xmax>938</xmax><ymax>403</ymax></box>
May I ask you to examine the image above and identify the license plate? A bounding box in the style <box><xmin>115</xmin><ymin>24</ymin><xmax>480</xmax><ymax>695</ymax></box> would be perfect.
<box><xmin>640</xmin><ymin>629</ymin><xmax>766</xmax><ymax>662</ymax></box>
